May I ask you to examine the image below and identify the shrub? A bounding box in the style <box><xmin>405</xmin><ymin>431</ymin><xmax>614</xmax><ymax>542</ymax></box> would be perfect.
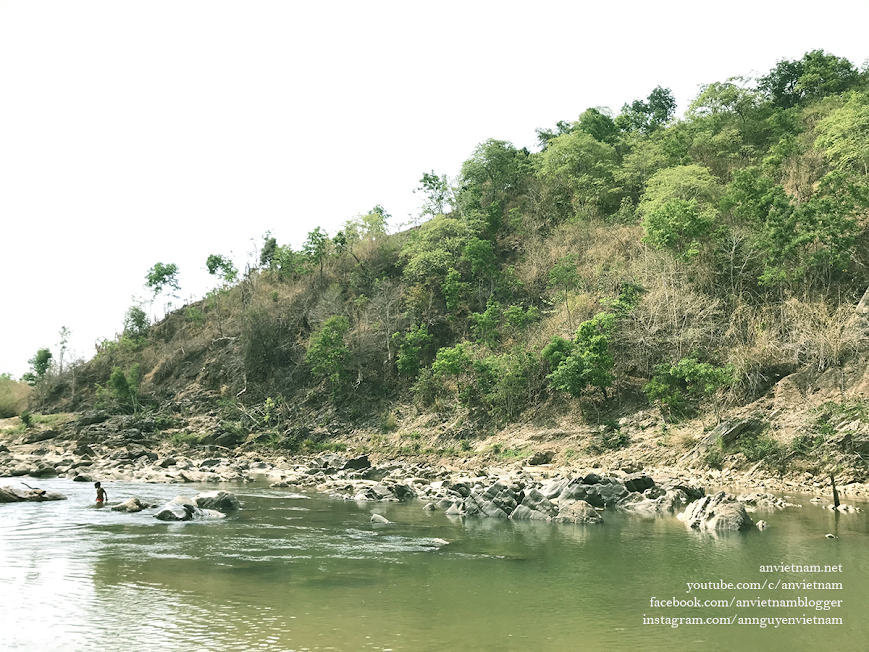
<box><xmin>0</xmin><ymin>376</ymin><xmax>30</xmax><ymax>418</ymax></box>
<box><xmin>305</xmin><ymin>316</ymin><xmax>350</xmax><ymax>397</ymax></box>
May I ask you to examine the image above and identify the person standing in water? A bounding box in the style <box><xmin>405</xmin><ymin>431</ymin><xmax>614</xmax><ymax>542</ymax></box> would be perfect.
<box><xmin>95</xmin><ymin>481</ymin><xmax>107</xmax><ymax>505</ymax></box>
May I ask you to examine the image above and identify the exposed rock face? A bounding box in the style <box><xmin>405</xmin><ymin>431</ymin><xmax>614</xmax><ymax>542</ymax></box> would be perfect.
<box><xmin>679</xmin><ymin>492</ymin><xmax>754</xmax><ymax>531</ymax></box>
<box><xmin>0</xmin><ymin>485</ymin><xmax>66</xmax><ymax>502</ymax></box>
<box><xmin>463</xmin><ymin>481</ymin><xmax>519</xmax><ymax>518</ymax></box>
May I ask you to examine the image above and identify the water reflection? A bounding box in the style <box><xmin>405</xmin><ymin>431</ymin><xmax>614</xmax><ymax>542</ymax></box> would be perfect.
<box><xmin>1</xmin><ymin>477</ymin><xmax>867</xmax><ymax>651</ymax></box>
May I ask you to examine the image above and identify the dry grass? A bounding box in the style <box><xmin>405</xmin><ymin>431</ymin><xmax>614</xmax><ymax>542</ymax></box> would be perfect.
<box><xmin>0</xmin><ymin>377</ymin><xmax>31</xmax><ymax>418</ymax></box>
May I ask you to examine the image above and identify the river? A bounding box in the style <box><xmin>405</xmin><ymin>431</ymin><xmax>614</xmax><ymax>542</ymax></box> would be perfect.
<box><xmin>1</xmin><ymin>478</ymin><xmax>867</xmax><ymax>651</ymax></box>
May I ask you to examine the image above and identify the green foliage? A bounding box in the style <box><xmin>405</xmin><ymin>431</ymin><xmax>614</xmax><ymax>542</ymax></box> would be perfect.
<box><xmin>642</xmin><ymin>198</ymin><xmax>717</xmax><ymax>258</ymax></box>
<box><xmin>616</xmin><ymin>86</ymin><xmax>677</xmax><ymax>134</ymax></box>
<box><xmin>393</xmin><ymin>324</ymin><xmax>433</xmax><ymax>377</ymax></box>
<box><xmin>185</xmin><ymin>305</ymin><xmax>205</xmax><ymax>325</ymax></box>
<box><xmin>19</xmin><ymin>410</ymin><xmax>32</xmax><ymax>427</ymax></box>
<box><xmin>305</xmin><ymin>316</ymin><xmax>350</xmax><ymax>397</ymax></box>
<box><xmin>643</xmin><ymin>357</ymin><xmax>734</xmax><ymax>414</ymax></box>
<box><xmin>536</xmin><ymin>129</ymin><xmax>618</xmax><ymax>219</ymax></box>
<box><xmin>206</xmin><ymin>254</ymin><xmax>238</xmax><ymax>284</ymax></box>
<box><xmin>97</xmin><ymin>364</ymin><xmax>143</xmax><ymax>413</ymax></box>
<box><xmin>469</xmin><ymin>299</ymin><xmax>502</xmax><ymax>348</ymax></box>
<box><xmin>123</xmin><ymin>305</ymin><xmax>150</xmax><ymax>340</ymax></box>
<box><xmin>145</xmin><ymin>262</ymin><xmax>180</xmax><ymax>297</ymax></box>
<box><xmin>815</xmin><ymin>92</ymin><xmax>869</xmax><ymax>176</ymax></box>
<box><xmin>740</xmin><ymin>433</ymin><xmax>784</xmax><ymax>463</ymax></box>
<box><xmin>23</xmin><ymin>348</ymin><xmax>52</xmax><ymax>386</ymax></box>
<box><xmin>759</xmin><ymin>49</ymin><xmax>859</xmax><ymax>109</ymax></box>
<box><xmin>546</xmin><ymin>313</ymin><xmax>616</xmax><ymax>399</ymax></box>
<box><xmin>415</xmin><ymin>170</ymin><xmax>452</xmax><ymax>218</ymax></box>
<box><xmin>442</xmin><ymin>268</ymin><xmax>470</xmax><ymax>313</ymax></box>
<box><xmin>504</xmin><ymin>304</ymin><xmax>540</xmax><ymax>330</ymax></box>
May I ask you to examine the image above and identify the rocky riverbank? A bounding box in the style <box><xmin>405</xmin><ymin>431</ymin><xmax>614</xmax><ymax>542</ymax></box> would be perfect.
<box><xmin>3</xmin><ymin>413</ymin><xmax>866</xmax><ymax>530</ymax></box>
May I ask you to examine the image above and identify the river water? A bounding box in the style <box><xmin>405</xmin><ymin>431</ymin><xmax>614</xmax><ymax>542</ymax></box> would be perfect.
<box><xmin>1</xmin><ymin>478</ymin><xmax>867</xmax><ymax>652</ymax></box>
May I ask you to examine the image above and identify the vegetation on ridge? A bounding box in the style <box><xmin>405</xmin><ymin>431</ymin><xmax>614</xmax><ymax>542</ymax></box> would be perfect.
<box><xmin>8</xmin><ymin>50</ymin><xmax>869</xmax><ymax>471</ymax></box>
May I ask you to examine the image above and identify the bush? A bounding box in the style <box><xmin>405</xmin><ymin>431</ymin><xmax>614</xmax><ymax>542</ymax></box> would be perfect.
<box><xmin>644</xmin><ymin>356</ymin><xmax>734</xmax><ymax>415</ymax></box>
<box><xmin>0</xmin><ymin>376</ymin><xmax>30</xmax><ymax>418</ymax></box>
<box><xmin>740</xmin><ymin>434</ymin><xmax>784</xmax><ymax>463</ymax></box>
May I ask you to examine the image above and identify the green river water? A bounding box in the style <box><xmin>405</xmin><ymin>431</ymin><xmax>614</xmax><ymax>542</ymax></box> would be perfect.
<box><xmin>1</xmin><ymin>477</ymin><xmax>867</xmax><ymax>652</ymax></box>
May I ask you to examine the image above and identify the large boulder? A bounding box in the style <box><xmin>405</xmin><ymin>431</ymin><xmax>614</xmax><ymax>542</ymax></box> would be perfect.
<box><xmin>679</xmin><ymin>492</ymin><xmax>754</xmax><ymax>531</ymax></box>
<box><xmin>111</xmin><ymin>497</ymin><xmax>150</xmax><ymax>513</ymax></box>
<box><xmin>342</xmin><ymin>454</ymin><xmax>371</xmax><ymax>471</ymax></box>
<box><xmin>510</xmin><ymin>488</ymin><xmax>559</xmax><ymax>521</ymax></box>
<box><xmin>553</xmin><ymin>501</ymin><xmax>603</xmax><ymax>524</ymax></box>
<box><xmin>194</xmin><ymin>490</ymin><xmax>241</xmax><ymax>512</ymax></box>
<box><xmin>155</xmin><ymin>497</ymin><xmax>226</xmax><ymax>521</ymax></box>
<box><xmin>23</xmin><ymin>429</ymin><xmax>59</xmax><ymax>444</ymax></box>
<box><xmin>0</xmin><ymin>485</ymin><xmax>66</xmax><ymax>502</ymax></box>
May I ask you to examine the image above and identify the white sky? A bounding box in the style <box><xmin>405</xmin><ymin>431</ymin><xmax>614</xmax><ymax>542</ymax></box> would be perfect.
<box><xmin>1</xmin><ymin>0</ymin><xmax>867</xmax><ymax>379</ymax></box>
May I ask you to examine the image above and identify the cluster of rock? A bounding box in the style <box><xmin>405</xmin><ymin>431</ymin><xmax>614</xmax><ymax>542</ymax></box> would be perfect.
<box><xmin>678</xmin><ymin>492</ymin><xmax>755</xmax><ymax>531</ymax></box>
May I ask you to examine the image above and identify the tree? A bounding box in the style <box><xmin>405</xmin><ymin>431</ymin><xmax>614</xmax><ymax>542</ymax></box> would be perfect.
<box><xmin>545</xmin><ymin>313</ymin><xmax>616</xmax><ymax>399</ymax></box>
<box><xmin>305</xmin><ymin>316</ymin><xmax>350</xmax><ymax>396</ymax></box>
<box><xmin>123</xmin><ymin>305</ymin><xmax>150</xmax><ymax>340</ymax></box>
<box><xmin>145</xmin><ymin>262</ymin><xmax>180</xmax><ymax>298</ymax></box>
<box><xmin>57</xmin><ymin>326</ymin><xmax>70</xmax><ymax>375</ymax></box>
<box><xmin>22</xmin><ymin>348</ymin><xmax>52</xmax><ymax>386</ymax></box>
<box><xmin>260</xmin><ymin>233</ymin><xmax>278</xmax><ymax>267</ymax></box>
<box><xmin>206</xmin><ymin>254</ymin><xmax>237</xmax><ymax>284</ymax></box>
<box><xmin>576</xmin><ymin>107</ymin><xmax>618</xmax><ymax>144</ymax></box>
<box><xmin>302</xmin><ymin>227</ymin><xmax>330</xmax><ymax>277</ymax></box>
<box><xmin>759</xmin><ymin>50</ymin><xmax>859</xmax><ymax>109</ymax></box>
<box><xmin>616</xmin><ymin>86</ymin><xmax>677</xmax><ymax>134</ymax></box>
<box><xmin>536</xmin><ymin>129</ymin><xmax>618</xmax><ymax>220</ymax></box>
<box><xmin>415</xmin><ymin>171</ymin><xmax>452</xmax><ymax>218</ymax></box>
<box><xmin>393</xmin><ymin>324</ymin><xmax>433</xmax><ymax>377</ymax></box>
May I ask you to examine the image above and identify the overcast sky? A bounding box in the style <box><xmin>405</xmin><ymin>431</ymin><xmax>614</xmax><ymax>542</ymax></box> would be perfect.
<box><xmin>1</xmin><ymin>0</ymin><xmax>867</xmax><ymax>379</ymax></box>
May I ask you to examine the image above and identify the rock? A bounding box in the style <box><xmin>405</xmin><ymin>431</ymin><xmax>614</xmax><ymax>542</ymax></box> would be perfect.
<box><xmin>23</xmin><ymin>429</ymin><xmax>59</xmax><ymax>444</ymax></box>
<box><xmin>527</xmin><ymin>451</ymin><xmax>554</xmax><ymax>466</ymax></box>
<box><xmin>77</xmin><ymin>411</ymin><xmax>110</xmax><ymax>427</ymax></box>
<box><xmin>825</xmin><ymin>533</ymin><xmax>837</xmax><ymax>539</ymax></box>
<box><xmin>392</xmin><ymin>484</ymin><xmax>416</xmax><ymax>500</ymax></box>
<box><xmin>370</xmin><ymin>513</ymin><xmax>390</xmax><ymax>524</ymax></box>
<box><xmin>623</xmin><ymin>474</ymin><xmax>655</xmax><ymax>493</ymax></box>
<box><xmin>155</xmin><ymin>498</ymin><xmax>226</xmax><ymax>521</ymax></box>
<box><xmin>194</xmin><ymin>490</ymin><xmax>240</xmax><ymax>512</ymax></box>
<box><xmin>701</xmin><ymin>419</ymin><xmax>754</xmax><ymax>447</ymax></box>
<box><xmin>0</xmin><ymin>485</ymin><xmax>67</xmax><ymax>502</ymax></box>
<box><xmin>540</xmin><ymin>478</ymin><xmax>571</xmax><ymax>499</ymax></box>
<box><xmin>111</xmin><ymin>497</ymin><xmax>149</xmax><ymax>513</ymax></box>
<box><xmin>445</xmin><ymin>502</ymin><xmax>465</xmax><ymax>516</ymax></box>
<box><xmin>157</xmin><ymin>457</ymin><xmax>177</xmax><ymax>468</ymax></box>
<box><xmin>29</xmin><ymin>464</ymin><xmax>58</xmax><ymax>478</ymax></box>
<box><xmin>463</xmin><ymin>481</ymin><xmax>519</xmax><ymax>518</ymax></box>
<box><xmin>557</xmin><ymin>481</ymin><xmax>589</xmax><ymax>503</ymax></box>
<box><xmin>342</xmin><ymin>454</ymin><xmax>371</xmax><ymax>471</ymax></box>
<box><xmin>509</xmin><ymin>488</ymin><xmax>558</xmax><ymax>521</ymax></box>
<box><xmin>0</xmin><ymin>444</ymin><xmax>10</xmax><ymax>453</ymax></box>
<box><xmin>423</xmin><ymin>502</ymin><xmax>436</xmax><ymax>511</ymax></box>
<box><xmin>756</xmin><ymin>520</ymin><xmax>769</xmax><ymax>531</ymax></box>
<box><xmin>582</xmin><ymin>473</ymin><xmax>602</xmax><ymax>485</ymax></box>
<box><xmin>72</xmin><ymin>473</ymin><xmax>93</xmax><ymax>482</ymax></box>
<box><xmin>10</xmin><ymin>465</ymin><xmax>30</xmax><ymax>477</ymax></box>
<box><xmin>553</xmin><ymin>501</ymin><xmax>603</xmax><ymax>524</ymax></box>
<box><xmin>679</xmin><ymin>492</ymin><xmax>754</xmax><ymax>531</ymax></box>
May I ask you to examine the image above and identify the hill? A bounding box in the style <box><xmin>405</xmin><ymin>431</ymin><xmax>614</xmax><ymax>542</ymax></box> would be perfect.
<box><xmin>7</xmin><ymin>49</ymin><xmax>869</xmax><ymax>487</ymax></box>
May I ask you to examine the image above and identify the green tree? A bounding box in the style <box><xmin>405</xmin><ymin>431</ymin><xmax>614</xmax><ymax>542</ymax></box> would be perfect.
<box><xmin>57</xmin><ymin>326</ymin><xmax>70</xmax><ymax>375</ymax></box>
<box><xmin>145</xmin><ymin>262</ymin><xmax>180</xmax><ymax>298</ymax></box>
<box><xmin>415</xmin><ymin>171</ymin><xmax>452</xmax><ymax>218</ymax></box>
<box><xmin>206</xmin><ymin>254</ymin><xmax>238</xmax><ymax>284</ymax></box>
<box><xmin>536</xmin><ymin>129</ymin><xmax>618</xmax><ymax>220</ymax></box>
<box><xmin>548</xmin><ymin>254</ymin><xmax>582</xmax><ymax>328</ymax></box>
<box><xmin>393</xmin><ymin>324</ymin><xmax>433</xmax><ymax>377</ymax></box>
<box><xmin>302</xmin><ymin>227</ymin><xmax>330</xmax><ymax>277</ymax></box>
<box><xmin>22</xmin><ymin>348</ymin><xmax>52</xmax><ymax>386</ymax></box>
<box><xmin>759</xmin><ymin>50</ymin><xmax>859</xmax><ymax>109</ymax></box>
<box><xmin>545</xmin><ymin>313</ymin><xmax>616</xmax><ymax>399</ymax></box>
<box><xmin>305</xmin><ymin>316</ymin><xmax>350</xmax><ymax>396</ymax></box>
<box><xmin>123</xmin><ymin>305</ymin><xmax>150</xmax><ymax>340</ymax></box>
<box><xmin>104</xmin><ymin>364</ymin><xmax>143</xmax><ymax>413</ymax></box>
<box><xmin>616</xmin><ymin>86</ymin><xmax>677</xmax><ymax>134</ymax></box>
